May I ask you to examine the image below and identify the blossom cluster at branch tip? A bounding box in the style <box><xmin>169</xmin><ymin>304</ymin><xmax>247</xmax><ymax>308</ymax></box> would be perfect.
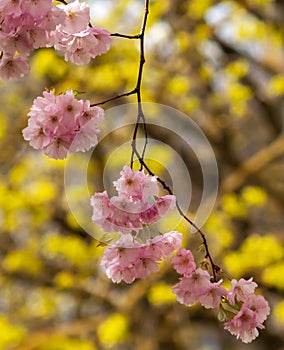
<box><xmin>0</xmin><ymin>0</ymin><xmax>111</xmax><ymax>79</ymax></box>
<box><xmin>90</xmin><ymin>165</ymin><xmax>176</xmax><ymax>233</ymax></box>
<box><xmin>171</xmin><ymin>248</ymin><xmax>270</xmax><ymax>343</ymax></box>
<box><xmin>22</xmin><ymin>89</ymin><xmax>104</xmax><ymax>159</ymax></box>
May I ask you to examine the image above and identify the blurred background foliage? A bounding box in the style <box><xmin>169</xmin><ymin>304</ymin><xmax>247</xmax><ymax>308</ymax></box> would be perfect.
<box><xmin>0</xmin><ymin>0</ymin><xmax>284</xmax><ymax>349</ymax></box>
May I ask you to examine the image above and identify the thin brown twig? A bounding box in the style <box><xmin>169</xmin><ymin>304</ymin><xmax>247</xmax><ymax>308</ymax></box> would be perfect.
<box><xmin>55</xmin><ymin>0</ymin><xmax>67</xmax><ymax>4</ymax></box>
<box><xmin>130</xmin><ymin>0</ymin><xmax>149</xmax><ymax>168</ymax></box>
<box><xmin>132</xmin><ymin>148</ymin><xmax>219</xmax><ymax>281</ymax></box>
<box><xmin>91</xmin><ymin>0</ymin><xmax>150</xmax><ymax>160</ymax></box>
<box><xmin>111</xmin><ymin>33</ymin><xmax>141</xmax><ymax>39</ymax></box>
<box><xmin>91</xmin><ymin>89</ymin><xmax>137</xmax><ymax>107</ymax></box>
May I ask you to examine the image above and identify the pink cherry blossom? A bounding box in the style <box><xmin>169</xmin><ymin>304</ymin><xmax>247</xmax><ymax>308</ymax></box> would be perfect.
<box><xmin>105</xmin><ymin>263</ymin><xmax>136</xmax><ymax>284</ymax></box>
<box><xmin>227</xmin><ymin>278</ymin><xmax>258</xmax><ymax>305</ymax></box>
<box><xmin>70</xmin><ymin>118</ymin><xmax>101</xmax><ymax>152</ymax></box>
<box><xmin>172</xmin><ymin>268</ymin><xmax>212</xmax><ymax>306</ymax></box>
<box><xmin>89</xmin><ymin>27</ymin><xmax>112</xmax><ymax>57</ymax></box>
<box><xmin>0</xmin><ymin>54</ymin><xmax>29</xmax><ymax>80</ymax></box>
<box><xmin>0</xmin><ymin>0</ymin><xmax>23</xmax><ymax>16</ymax></box>
<box><xmin>156</xmin><ymin>195</ymin><xmax>176</xmax><ymax>216</ymax></box>
<box><xmin>147</xmin><ymin>231</ymin><xmax>183</xmax><ymax>259</ymax></box>
<box><xmin>1</xmin><ymin>28</ymin><xmax>32</xmax><ymax>55</ymax></box>
<box><xmin>91</xmin><ymin>192</ymin><xmax>141</xmax><ymax>234</ymax></box>
<box><xmin>22</xmin><ymin>118</ymin><xmax>52</xmax><ymax>150</ymax></box>
<box><xmin>43</xmin><ymin>137</ymin><xmax>70</xmax><ymax>160</ymax></box>
<box><xmin>80</xmin><ymin>101</ymin><xmax>105</xmax><ymax>126</ymax></box>
<box><xmin>54</xmin><ymin>29</ymin><xmax>96</xmax><ymax>65</ymax></box>
<box><xmin>110</xmin><ymin>194</ymin><xmax>143</xmax><ymax>215</ymax></box>
<box><xmin>143</xmin><ymin>239</ymin><xmax>167</xmax><ymax>260</ymax></box>
<box><xmin>57</xmin><ymin>0</ymin><xmax>90</xmax><ymax>34</ymax></box>
<box><xmin>90</xmin><ymin>191</ymin><xmax>112</xmax><ymax>223</ymax></box>
<box><xmin>155</xmin><ymin>231</ymin><xmax>182</xmax><ymax>256</ymax></box>
<box><xmin>135</xmin><ymin>258</ymin><xmax>159</xmax><ymax>279</ymax></box>
<box><xmin>243</xmin><ymin>294</ymin><xmax>270</xmax><ymax>324</ymax></box>
<box><xmin>171</xmin><ymin>248</ymin><xmax>196</xmax><ymax>276</ymax></box>
<box><xmin>199</xmin><ymin>280</ymin><xmax>227</xmax><ymax>309</ymax></box>
<box><xmin>224</xmin><ymin>306</ymin><xmax>260</xmax><ymax>343</ymax></box>
<box><xmin>21</xmin><ymin>0</ymin><xmax>53</xmax><ymax>17</ymax></box>
<box><xmin>54</xmin><ymin>27</ymin><xmax>111</xmax><ymax>65</ymax></box>
<box><xmin>39</xmin><ymin>6</ymin><xmax>67</xmax><ymax>32</ymax></box>
<box><xmin>139</xmin><ymin>205</ymin><xmax>159</xmax><ymax>224</ymax></box>
<box><xmin>113</xmin><ymin>165</ymin><xmax>158</xmax><ymax>201</ymax></box>
<box><xmin>100</xmin><ymin>235</ymin><xmax>140</xmax><ymax>274</ymax></box>
<box><xmin>26</xmin><ymin>28</ymin><xmax>51</xmax><ymax>49</ymax></box>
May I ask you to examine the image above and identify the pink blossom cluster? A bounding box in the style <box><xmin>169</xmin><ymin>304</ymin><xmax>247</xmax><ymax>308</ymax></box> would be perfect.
<box><xmin>90</xmin><ymin>166</ymin><xmax>176</xmax><ymax>233</ymax></box>
<box><xmin>171</xmin><ymin>248</ymin><xmax>270</xmax><ymax>343</ymax></box>
<box><xmin>54</xmin><ymin>0</ymin><xmax>111</xmax><ymax>65</ymax></box>
<box><xmin>22</xmin><ymin>89</ymin><xmax>104</xmax><ymax>159</ymax></box>
<box><xmin>0</xmin><ymin>0</ymin><xmax>65</xmax><ymax>79</ymax></box>
<box><xmin>101</xmin><ymin>231</ymin><xmax>182</xmax><ymax>283</ymax></box>
<box><xmin>0</xmin><ymin>0</ymin><xmax>111</xmax><ymax>80</ymax></box>
<box><xmin>223</xmin><ymin>278</ymin><xmax>270</xmax><ymax>343</ymax></box>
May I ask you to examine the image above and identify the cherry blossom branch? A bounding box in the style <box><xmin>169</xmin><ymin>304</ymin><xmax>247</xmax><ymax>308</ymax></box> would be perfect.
<box><xmin>111</xmin><ymin>33</ymin><xmax>141</xmax><ymax>39</ymax></box>
<box><xmin>90</xmin><ymin>1</ymin><xmax>150</xmax><ymax>165</ymax></box>
<box><xmin>92</xmin><ymin>1</ymin><xmax>150</xmax><ymax>163</ymax></box>
<box><xmin>132</xmin><ymin>147</ymin><xmax>219</xmax><ymax>281</ymax></box>
<box><xmin>55</xmin><ymin>0</ymin><xmax>67</xmax><ymax>4</ymax></box>
<box><xmin>91</xmin><ymin>88</ymin><xmax>138</xmax><ymax>106</ymax></box>
<box><xmin>130</xmin><ymin>0</ymin><xmax>149</xmax><ymax>168</ymax></box>
<box><xmin>82</xmin><ymin>0</ymin><xmax>217</xmax><ymax>280</ymax></box>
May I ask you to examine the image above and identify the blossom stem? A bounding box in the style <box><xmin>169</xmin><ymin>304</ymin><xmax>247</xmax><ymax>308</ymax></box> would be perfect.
<box><xmin>111</xmin><ymin>33</ymin><xmax>141</xmax><ymax>39</ymax></box>
<box><xmin>92</xmin><ymin>0</ymin><xmax>150</xmax><ymax>164</ymax></box>
<box><xmin>132</xmin><ymin>147</ymin><xmax>219</xmax><ymax>282</ymax></box>
<box><xmin>91</xmin><ymin>89</ymin><xmax>138</xmax><ymax>106</ymax></box>
<box><xmin>130</xmin><ymin>0</ymin><xmax>149</xmax><ymax>169</ymax></box>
